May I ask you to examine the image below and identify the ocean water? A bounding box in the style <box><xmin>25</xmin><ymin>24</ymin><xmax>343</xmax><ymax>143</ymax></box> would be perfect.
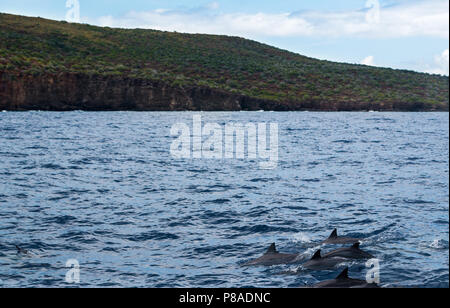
<box><xmin>0</xmin><ymin>111</ymin><xmax>448</xmax><ymax>288</ymax></box>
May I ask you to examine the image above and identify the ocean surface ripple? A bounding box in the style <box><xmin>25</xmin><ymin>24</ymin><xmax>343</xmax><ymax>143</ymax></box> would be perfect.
<box><xmin>0</xmin><ymin>112</ymin><xmax>448</xmax><ymax>288</ymax></box>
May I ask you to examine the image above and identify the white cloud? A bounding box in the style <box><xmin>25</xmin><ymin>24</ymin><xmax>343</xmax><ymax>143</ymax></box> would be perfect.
<box><xmin>206</xmin><ymin>2</ymin><xmax>220</xmax><ymax>10</ymax></box>
<box><xmin>94</xmin><ymin>11</ymin><xmax>314</xmax><ymax>37</ymax></box>
<box><xmin>90</xmin><ymin>0</ymin><xmax>449</xmax><ymax>39</ymax></box>
<box><xmin>361</xmin><ymin>56</ymin><xmax>375</xmax><ymax>66</ymax></box>
<box><xmin>426</xmin><ymin>49</ymin><xmax>449</xmax><ymax>75</ymax></box>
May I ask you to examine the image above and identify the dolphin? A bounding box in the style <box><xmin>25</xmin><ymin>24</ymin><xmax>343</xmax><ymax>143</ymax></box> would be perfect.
<box><xmin>311</xmin><ymin>267</ymin><xmax>379</xmax><ymax>288</ymax></box>
<box><xmin>323</xmin><ymin>243</ymin><xmax>374</xmax><ymax>260</ymax></box>
<box><xmin>322</xmin><ymin>229</ymin><xmax>361</xmax><ymax>245</ymax></box>
<box><xmin>15</xmin><ymin>245</ymin><xmax>29</xmax><ymax>255</ymax></box>
<box><xmin>243</xmin><ymin>243</ymin><xmax>299</xmax><ymax>266</ymax></box>
<box><xmin>303</xmin><ymin>249</ymin><xmax>347</xmax><ymax>270</ymax></box>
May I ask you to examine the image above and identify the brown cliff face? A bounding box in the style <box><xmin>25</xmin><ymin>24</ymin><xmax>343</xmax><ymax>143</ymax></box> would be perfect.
<box><xmin>0</xmin><ymin>72</ymin><xmax>447</xmax><ymax>112</ymax></box>
<box><xmin>0</xmin><ymin>72</ymin><xmax>256</xmax><ymax>111</ymax></box>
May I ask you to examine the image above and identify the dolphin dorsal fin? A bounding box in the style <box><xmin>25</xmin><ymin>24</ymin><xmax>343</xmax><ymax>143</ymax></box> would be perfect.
<box><xmin>352</xmin><ymin>242</ymin><xmax>360</xmax><ymax>249</ymax></box>
<box><xmin>336</xmin><ymin>267</ymin><xmax>349</xmax><ymax>280</ymax></box>
<box><xmin>266</xmin><ymin>243</ymin><xmax>278</xmax><ymax>254</ymax></box>
<box><xmin>329</xmin><ymin>229</ymin><xmax>338</xmax><ymax>239</ymax></box>
<box><xmin>311</xmin><ymin>249</ymin><xmax>322</xmax><ymax>260</ymax></box>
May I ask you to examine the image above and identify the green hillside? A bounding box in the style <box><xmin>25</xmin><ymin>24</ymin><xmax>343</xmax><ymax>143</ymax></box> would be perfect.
<box><xmin>0</xmin><ymin>12</ymin><xmax>448</xmax><ymax>110</ymax></box>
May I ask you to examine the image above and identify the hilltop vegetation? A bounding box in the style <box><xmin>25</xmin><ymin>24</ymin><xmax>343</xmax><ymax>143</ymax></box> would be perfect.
<box><xmin>0</xmin><ymin>13</ymin><xmax>448</xmax><ymax>111</ymax></box>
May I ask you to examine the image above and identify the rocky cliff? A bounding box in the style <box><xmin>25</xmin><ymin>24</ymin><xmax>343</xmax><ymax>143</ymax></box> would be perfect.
<box><xmin>1</xmin><ymin>72</ymin><xmax>447</xmax><ymax>112</ymax></box>
<box><xmin>0</xmin><ymin>72</ymin><xmax>255</xmax><ymax>111</ymax></box>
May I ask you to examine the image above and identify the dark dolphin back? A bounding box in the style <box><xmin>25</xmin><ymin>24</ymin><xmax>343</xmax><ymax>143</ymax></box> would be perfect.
<box><xmin>329</xmin><ymin>229</ymin><xmax>338</xmax><ymax>239</ymax></box>
<box><xmin>311</xmin><ymin>250</ymin><xmax>322</xmax><ymax>260</ymax></box>
<box><xmin>265</xmin><ymin>243</ymin><xmax>278</xmax><ymax>254</ymax></box>
<box><xmin>336</xmin><ymin>267</ymin><xmax>349</xmax><ymax>279</ymax></box>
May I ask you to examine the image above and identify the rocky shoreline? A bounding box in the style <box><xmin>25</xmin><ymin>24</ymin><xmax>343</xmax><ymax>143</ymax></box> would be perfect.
<box><xmin>1</xmin><ymin>72</ymin><xmax>448</xmax><ymax>112</ymax></box>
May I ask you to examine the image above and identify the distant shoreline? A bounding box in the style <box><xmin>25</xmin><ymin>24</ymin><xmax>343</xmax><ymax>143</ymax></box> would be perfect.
<box><xmin>1</xmin><ymin>72</ymin><xmax>447</xmax><ymax>112</ymax></box>
<box><xmin>2</xmin><ymin>108</ymin><xmax>448</xmax><ymax>113</ymax></box>
<box><xmin>1</xmin><ymin>13</ymin><xmax>448</xmax><ymax>113</ymax></box>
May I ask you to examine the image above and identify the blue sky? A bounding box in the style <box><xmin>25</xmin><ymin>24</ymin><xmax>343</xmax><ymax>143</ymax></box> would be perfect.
<box><xmin>1</xmin><ymin>0</ymin><xmax>448</xmax><ymax>75</ymax></box>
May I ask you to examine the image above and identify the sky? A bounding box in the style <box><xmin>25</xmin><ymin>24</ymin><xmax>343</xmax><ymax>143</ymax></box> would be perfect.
<box><xmin>1</xmin><ymin>0</ymin><xmax>448</xmax><ymax>75</ymax></box>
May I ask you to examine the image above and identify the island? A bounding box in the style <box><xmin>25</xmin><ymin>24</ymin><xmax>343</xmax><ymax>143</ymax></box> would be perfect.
<box><xmin>0</xmin><ymin>13</ymin><xmax>448</xmax><ymax>111</ymax></box>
